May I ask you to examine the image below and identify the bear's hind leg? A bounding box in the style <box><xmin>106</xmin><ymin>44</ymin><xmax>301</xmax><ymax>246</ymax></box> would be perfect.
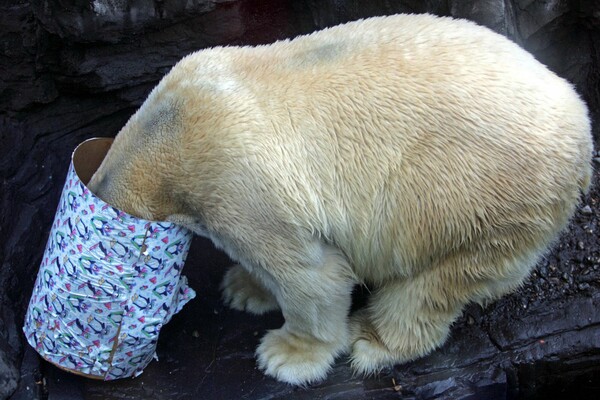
<box><xmin>349</xmin><ymin>254</ymin><xmax>509</xmax><ymax>375</ymax></box>
<box><xmin>349</xmin><ymin>278</ymin><xmax>462</xmax><ymax>374</ymax></box>
<box><xmin>221</xmin><ymin>264</ymin><xmax>280</xmax><ymax>315</ymax></box>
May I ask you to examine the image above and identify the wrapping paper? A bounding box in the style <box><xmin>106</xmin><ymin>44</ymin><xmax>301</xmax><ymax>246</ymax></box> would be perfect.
<box><xmin>23</xmin><ymin>138</ymin><xmax>195</xmax><ymax>380</ymax></box>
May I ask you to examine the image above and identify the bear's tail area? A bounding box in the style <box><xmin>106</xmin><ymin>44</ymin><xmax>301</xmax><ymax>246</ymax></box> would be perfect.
<box><xmin>580</xmin><ymin>160</ymin><xmax>593</xmax><ymax>197</ymax></box>
<box><xmin>574</xmin><ymin>95</ymin><xmax>594</xmax><ymax>198</ymax></box>
<box><xmin>578</xmin><ymin>125</ymin><xmax>594</xmax><ymax>198</ymax></box>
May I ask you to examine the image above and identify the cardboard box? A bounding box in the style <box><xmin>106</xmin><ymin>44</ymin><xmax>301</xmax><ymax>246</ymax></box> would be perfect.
<box><xmin>23</xmin><ymin>138</ymin><xmax>195</xmax><ymax>380</ymax></box>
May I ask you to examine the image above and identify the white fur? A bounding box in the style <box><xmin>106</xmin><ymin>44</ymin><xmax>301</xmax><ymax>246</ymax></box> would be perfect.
<box><xmin>89</xmin><ymin>14</ymin><xmax>593</xmax><ymax>385</ymax></box>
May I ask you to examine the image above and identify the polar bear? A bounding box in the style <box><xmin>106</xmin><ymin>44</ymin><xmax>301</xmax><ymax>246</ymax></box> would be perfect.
<box><xmin>88</xmin><ymin>14</ymin><xmax>593</xmax><ymax>385</ymax></box>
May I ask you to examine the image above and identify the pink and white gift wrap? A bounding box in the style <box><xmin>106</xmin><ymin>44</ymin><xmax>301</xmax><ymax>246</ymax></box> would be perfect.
<box><xmin>23</xmin><ymin>138</ymin><xmax>195</xmax><ymax>380</ymax></box>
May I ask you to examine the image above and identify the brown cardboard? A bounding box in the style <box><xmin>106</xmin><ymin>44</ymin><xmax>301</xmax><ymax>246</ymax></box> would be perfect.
<box><xmin>72</xmin><ymin>137</ymin><xmax>114</xmax><ymax>185</ymax></box>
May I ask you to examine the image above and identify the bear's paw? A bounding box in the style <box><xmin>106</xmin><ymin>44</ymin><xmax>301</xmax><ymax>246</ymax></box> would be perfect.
<box><xmin>221</xmin><ymin>264</ymin><xmax>279</xmax><ymax>315</ymax></box>
<box><xmin>348</xmin><ymin>310</ymin><xmax>399</xmax><ymax>375</ymax></box>
<box><xmin>256</xmin><ymin>328</ymin><xmax>342</xmax><ymax>386</ymax></box>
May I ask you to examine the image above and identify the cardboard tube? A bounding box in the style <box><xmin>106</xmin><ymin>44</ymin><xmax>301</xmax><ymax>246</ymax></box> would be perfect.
<box><xmin>23</xmin><ymin>138</ymin><xmax>195</xmax><ymax>380</ymax></box>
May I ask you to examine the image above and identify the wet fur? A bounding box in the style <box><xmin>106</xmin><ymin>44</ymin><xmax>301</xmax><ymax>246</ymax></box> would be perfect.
<box><xmin>88</xmin><ymin>14</ymin><xmax>593</xmax><ymax>385</ymax></box>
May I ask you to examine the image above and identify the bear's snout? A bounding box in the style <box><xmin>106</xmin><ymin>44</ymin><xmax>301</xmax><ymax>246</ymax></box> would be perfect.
<box><xmin>88</xmin><ymin>172</ymin><xmax>116</xmax><ymax>208</ymax></box>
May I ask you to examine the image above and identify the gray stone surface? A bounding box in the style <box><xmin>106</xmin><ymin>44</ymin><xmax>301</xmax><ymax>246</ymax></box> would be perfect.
<box><xmin>8</xmin><ymin>347</ymin><xmax>43</xmax><ymax>400</ymax></box>
<box><xmin>0</xmin><ymin>337</ymin><xmax>18</xmax><ymax>400</ymax></box>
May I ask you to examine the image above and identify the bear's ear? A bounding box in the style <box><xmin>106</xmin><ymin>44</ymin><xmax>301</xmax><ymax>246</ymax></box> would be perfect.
<box><xmin>166</xmin><ymin>214</ymin><xmax>209</xmax><ymax>236</ymax></box>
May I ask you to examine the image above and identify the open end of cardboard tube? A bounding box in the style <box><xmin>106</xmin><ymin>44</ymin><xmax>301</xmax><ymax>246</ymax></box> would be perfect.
<box><xmin>73</xmin><ymin>137</ymin><xmax>114</xmax><ymax>185</ymax></box>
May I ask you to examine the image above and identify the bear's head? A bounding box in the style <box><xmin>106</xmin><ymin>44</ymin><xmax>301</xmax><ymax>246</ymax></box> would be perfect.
<box><xmin>88</xmin><ymin>95</ymin><xmax>185</xmax><ymax>222</ymax></box>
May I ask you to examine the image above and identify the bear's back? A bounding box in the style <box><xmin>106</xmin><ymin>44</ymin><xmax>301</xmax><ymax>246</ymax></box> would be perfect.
<box><xmin>167</xmin><ymin>14</ymin><xmax>592</xmax><ymax>281</ymax></box>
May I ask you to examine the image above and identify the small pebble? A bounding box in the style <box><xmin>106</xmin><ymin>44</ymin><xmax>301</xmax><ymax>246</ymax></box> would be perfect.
<box><xmin>577</xmin><ymin>241</ymin><xmax>585</xmax><ymax>250</ymax></box>
<box><xmin>578</xmin><ymin>283</ymin><xmax>590</xmax><ymax>291</ymax></box>
<box><xmin>192</xmin><ymin>330</ymin><xmax>199</xmax><ymax>338</ymax></box>
<box><xmin>592</xmin><ymin>157</ymin><xmax>600</xmax><ymax>164</ymax></box>
<box><xmin>584</xmin><ymin>257</ymin><xmax>594</xmax><ymax>265</ymax></box>
<box><xmin>581</xmin><ymin>205</ymin><xmax>593</xmax><ymax>215</ymax></box>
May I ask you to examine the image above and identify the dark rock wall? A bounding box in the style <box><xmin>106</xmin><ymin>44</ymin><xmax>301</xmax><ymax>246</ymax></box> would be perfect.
<box><xmin>1</xmin><ymin>1</ymin><xmax>598</xmax><ymax>399</ymax></box>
